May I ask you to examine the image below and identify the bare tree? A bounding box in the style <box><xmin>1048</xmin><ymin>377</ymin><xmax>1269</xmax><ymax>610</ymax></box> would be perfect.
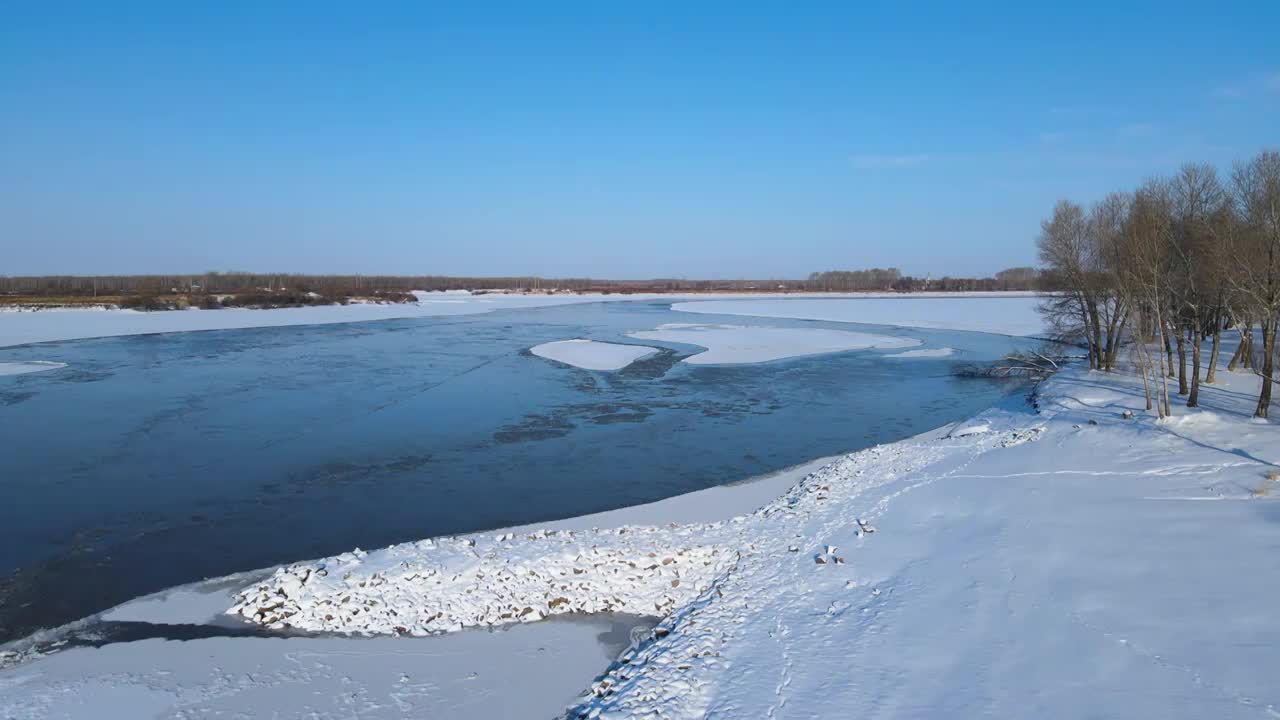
<box><xmin>1117</xmin><ymin>180</ymin><xmax>1176</xmax><ymax>417</ymax></box>
<box><xmin>1229</xmin><ymin>150</ymin><xmax>1280</xmax><ymax>418</ymax></box>
<box><xmin>1203</xmin><ymin>198</ymin><xmax>1240</xmax><ymax>384</ymax></box>
<box><xmin>1092</xmin><ymin>193</ymin><xmax>1132</xmax><ymax>369</ymax></box>
<box><xmin>1168</xmin><ymin>163</ymin><xmax>1226</xmax><ymax>407</ymax></box>
<box><xmin>1037</xmin><ymin>194</ymin><xmax>1130</xmax><ymax>371</ymax></box>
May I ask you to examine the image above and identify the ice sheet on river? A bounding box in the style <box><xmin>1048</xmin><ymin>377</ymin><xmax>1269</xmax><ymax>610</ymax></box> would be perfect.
<box><xmin>530</xmin><ymin>339</ymin><xmax>658</xmax><ymax>370</ymax></box>
<box><xmin>627</xmin><ymin>323</ymin><xmax>918</xmax><ymax>364</ymax></box>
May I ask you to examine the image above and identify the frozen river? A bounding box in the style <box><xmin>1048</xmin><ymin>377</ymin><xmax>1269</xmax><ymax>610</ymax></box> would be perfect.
<box><xmin>0</xmin><ymin>299</ymin><xmax>1026</xmax><ymax>641</ymax></box>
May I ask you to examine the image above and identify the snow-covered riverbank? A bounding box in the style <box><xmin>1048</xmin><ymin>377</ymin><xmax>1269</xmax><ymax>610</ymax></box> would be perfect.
<box><xmin>558</xmin><ymin>362</ymin><xmax>1280</xmax><ymax>719</ymax></box>
<box><xmin>0</xmin><ymin>453</ymin><xmax>843</xmax><ymax>719</ymax></box>
<box><xmin>7</xmin><ymin>355</ymin><xmax>1276</xmax><ymax>718</ymax></box>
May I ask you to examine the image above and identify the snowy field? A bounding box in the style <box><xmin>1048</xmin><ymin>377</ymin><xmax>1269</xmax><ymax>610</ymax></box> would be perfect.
<box><xmin>627</xmin><ymin>323</ymin><xmax>918</xmax><ymax>364</ymax></box>
<box><xmin>530</xmin><ymin>339</ymin><xmax>658</xmax><ymax>370</ymax></box>
<box><xmin>0</xmin><ymin>291</ymin><xmax>1043</xmax><ymax>348</ymax></box>
<box><xmin>672</xmin><ymin>296</ymin><xmax>1047</xmax><ymax>337</ymax></box>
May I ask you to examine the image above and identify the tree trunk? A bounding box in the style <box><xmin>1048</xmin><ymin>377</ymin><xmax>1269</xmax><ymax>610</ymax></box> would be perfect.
<box><xmin>1102</xmin><ymin>301</ymin><xmax>1126</xmax><ymax>371</ymax></box>
<box><xmin>1136</xmin><ymin>337</ymin><xmax>1154</xmax><ymax>412</ymax></box>
<box><xmin>1081</xmin><ymin>303</ymin><xmax>1098</xmax><ymax>370</ymax></box>
<box><xmin>1164</xmin><ymin>332</ymin><xmax>1176</xmax><ymax>377</ymax></box>
<box><xmin>1155</xmin><ymin>308</ymin><xmax>1172</xmax><ymax>417</ymax></box>
<box><xmin>1257</xmin><ymin>319</ymin><xmax>1275</xmax><ymax>419</ymax></box>
<box><xmin>1175</xmin><ymin>328</ymin><xmax>1188</xmax><ymax>395</ymax></box>
<box><xmin>1231</xmin><ymin>321</ymin><xmax>1251</xmax><ymax>371</ymax></box>
<box><xmin>1205</xmin><ymin>320</ymin><xmax>1221</xmax><ymax>384</ymax></box>
<box><xmin>1188</xmin><ymin>328</ymin><xmax>1202</xmax><ymax>407</ymax></box>
<box><xmin>1088</xmin><ymin>300</ymin><xmax>1103</xmax><ymax>372</ymax></box>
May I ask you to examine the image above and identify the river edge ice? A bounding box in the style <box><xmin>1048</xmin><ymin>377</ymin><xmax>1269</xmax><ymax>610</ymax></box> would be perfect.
<box><xmin>886</xmin><ymin>346</ymin><xmax>955</xmax><ymax>358</ymax></box>
<box><xmin>672</xmin><ymin>295</ymin><xmax>1047</xmax><ymax>337</ymax></box>
<box><xmin>627</xmin><ymin>323</ymin><xmax>918</xmax><ymax>364</ymax></box>
<box><xmin>0</xmin><ymin>291</ymin><xmax>1043</xmax><ymax>348</ymax></box>
<box><xmin>6</xmin><ymin>357</ymin><xmax>1277</xmax><ymax>718</ymax></box>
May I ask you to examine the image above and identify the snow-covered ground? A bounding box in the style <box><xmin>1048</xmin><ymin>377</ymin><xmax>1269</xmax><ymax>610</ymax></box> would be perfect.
<box><xmin>627</xmin><ymin>323</ymin><xmax>918</xmax><ymax>364</ymax></box>
<box><xmin>0</xmin><ymin>361</ymin><xmax>66</xmax><ymax>376</ymax></box>
<box><xmin>673</xmin><ymin>296</ymin><xmax>1046</xmax><ymax>337</ymax></box>
<box><xmin>530</xmin><ymin>339</ymin><xmax>659</xmax><ymax>370</ymax></box>
<box><xmin>0</xmin><ymin>292</ymin><xmax>1042</xmax><ymax>348</ymax></box>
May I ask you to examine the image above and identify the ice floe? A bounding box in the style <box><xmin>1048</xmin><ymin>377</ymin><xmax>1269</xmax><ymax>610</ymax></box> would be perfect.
<box><xmin>886</xmin><ymin>346</ymin><xmax>955</xmax><ymax>358</ymax></box>
<box><xmin>531</xmin><ymin>339</ymin><xmax>658</xmax><ymax>371</ymax></box>
<box><xmin>0</xmin><ymin>361</ymin><xmax>66</xmax><ymax>376</ymax></box>
<box><xmin>627</xmin><ymin>323</ymin><xmax>918</xmax><ymax>364</ymax></box>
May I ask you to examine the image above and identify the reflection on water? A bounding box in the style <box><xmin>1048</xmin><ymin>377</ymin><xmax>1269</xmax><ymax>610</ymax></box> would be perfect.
<box><xmin>0</xmin><ymin>300</ymin><xmax>1026</xmax><ymax>641</ymax></box>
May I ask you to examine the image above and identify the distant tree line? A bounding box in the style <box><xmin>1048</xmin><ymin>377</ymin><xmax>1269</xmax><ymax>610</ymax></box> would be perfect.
<box><xmin>1038</xmin><ymin>149</ymin><xmax>1280</xmax><ymax>419</ymax></box>
<box><xmin>0</xmin><ymin>268</ymin><xmax>1043</xmax><ymax>299</ymax></box>
<box><xmin>803</xmin><ymin>266</ymin><xmax>1042</xmax><ymax>292</ymax></box>
<box><xmin>0</xmin><ymin>273</ymin><xmax>600</xmax><ymax>297</ymax></box>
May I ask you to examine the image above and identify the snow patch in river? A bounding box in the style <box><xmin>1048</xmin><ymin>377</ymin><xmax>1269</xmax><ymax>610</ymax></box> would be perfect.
<box><xmin>887</xmin><ymin>346</ymin><xmax>955</xmax><ymax>358</ymax></box>
<box><xmin>627</xmin><ymin>323</ymin><xmax>918</xmax><ymax>364</ymax></box>
<box><xmin>0</xmin><ymin>361</ymin><xmax>66</xmax><ymax>376</ymax></box>
<box><xmin>530</xmin><ymin>339</ymin><xmax>658</xmax><ymax>371</ymax></box>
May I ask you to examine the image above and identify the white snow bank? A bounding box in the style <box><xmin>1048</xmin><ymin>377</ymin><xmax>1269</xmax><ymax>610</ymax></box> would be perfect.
<box><xmin>225</xmin><ymin>410</ymin><xmax>1043</xmax><ymax>639</ymax></box>
<box><xmin>225</xmin><ymin>450</ymin><xmax>849</xmax><ymax>635</ymax></box>
<box><xmin>531</xmin><ymin>339</ymin><xmax>658</xmax><ymax>371</ymax></box>
<box><xmin>627</xmin><ymin>323</ymin><xmax>918</xmax><ymax>364</ymax></box>
<box><xmin>0</xmin><ymin>361</ymin><xmax>66</xmax><ymax>376</ymax></box>
<box><xmin>228</xmin><ymin>531</ymin><xmax>733</xmax><ymax>634</ymax></box>
<box><xmin>887</xmin><ymin>346</ymin><xmax>955</xmax><ymax>358</ymax></box>
<box><xmin>947</xmin><ymin>420</ymin><xmax>991</xmax><ymax>437</ymax></box>
<box><xmin>673</xmin><ymin>296</ymin><xmax>1046</xmax><ymax>336</ymax></box>
<box><xmin>566</xmin><ymin>364</ymin><xmax>1280</xmax><ymax>718</ymax></box>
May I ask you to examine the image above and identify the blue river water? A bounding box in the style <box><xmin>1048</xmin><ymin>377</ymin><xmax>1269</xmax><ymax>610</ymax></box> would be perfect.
<box><xmin>0</xmin><ymin>300</ymin><xmax>1026</xmax><ymax>641</ymax></box>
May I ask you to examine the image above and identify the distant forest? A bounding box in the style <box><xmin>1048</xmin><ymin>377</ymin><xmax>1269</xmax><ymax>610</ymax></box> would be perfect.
<box><xmin>0</xmin><ymin>266</ymin><xmax>1044</xmax><ymax>298</ymax></box>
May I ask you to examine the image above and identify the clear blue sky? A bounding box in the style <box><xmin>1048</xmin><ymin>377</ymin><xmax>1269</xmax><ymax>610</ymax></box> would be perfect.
<box><xmin>2</xmin><ymin>2</ymin><xmax>1277</xmax><ymax>279</ymax></box>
